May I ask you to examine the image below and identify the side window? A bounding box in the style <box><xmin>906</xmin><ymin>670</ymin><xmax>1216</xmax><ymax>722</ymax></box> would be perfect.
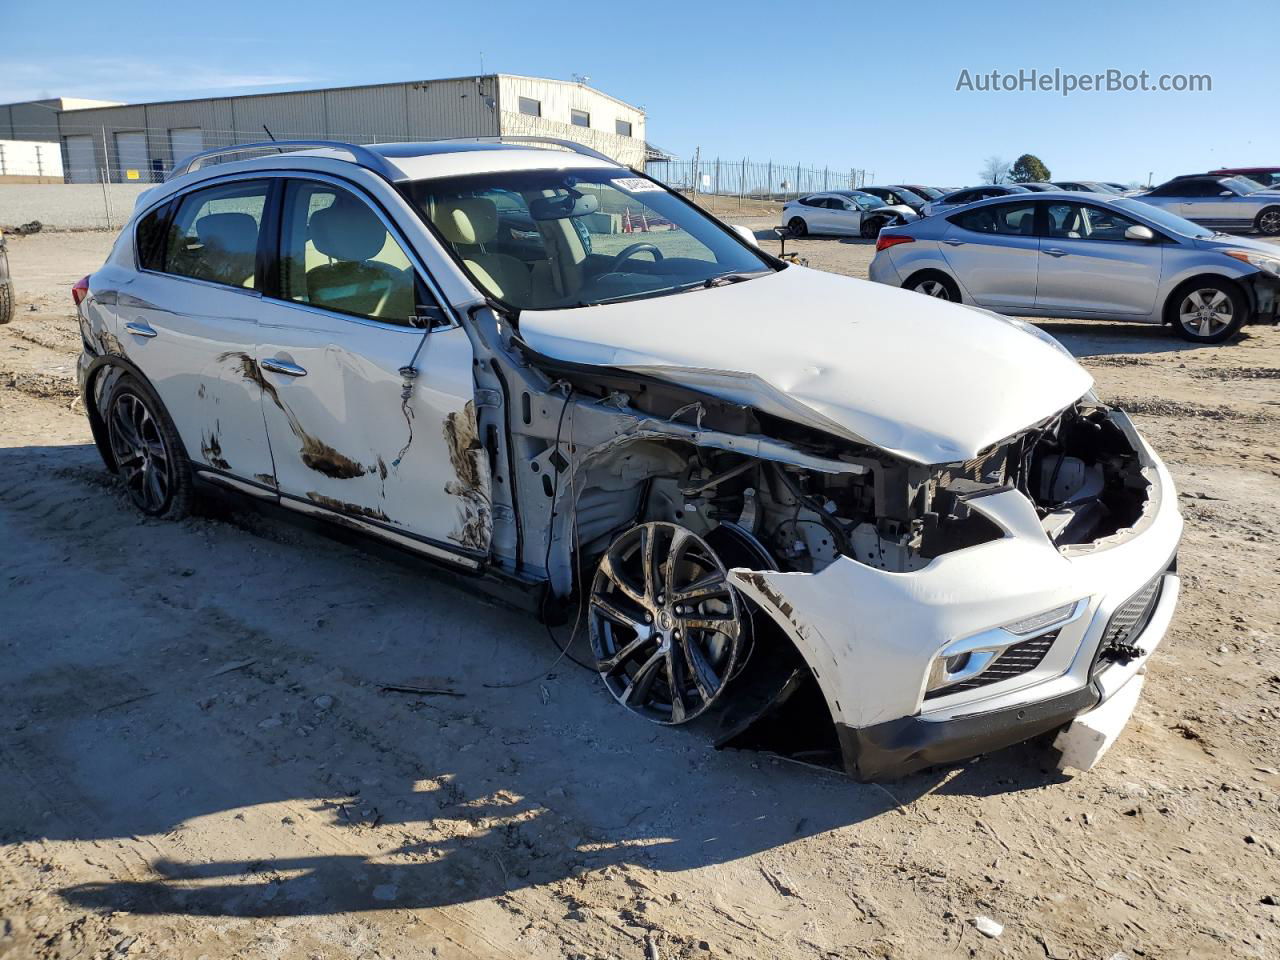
<box><xmin>164</xmin><ymin>181</ymin><xmax>268</xmax><ymax>288</ymax></box>
<box><xmin>1046</xmin><ymin>203</ymin><xmax>1143</xmax><ymax>240</ymax></box>
<box><xmin>135</xmin><ymin>201</ymin><xmax>171</xmax><ymax>271</ymax></box>
<box><xmin>950</xmin><ymin>191</ymin><xmax>976</xmax><ymax>204</ymax></box>
<box><xmin>279</xmin><ymin>181</ymin><xmax>434</xmax><ymax>327</ymax></box>
<box><xmin>1182</xmin><ymin>180</ymin><xmax>1218</xmax><ymax>197</ymax></box>
<box><xmin>951</xmin><ymin>201</ymin><xmax>1038</xmax><ymax>236</ymax></box>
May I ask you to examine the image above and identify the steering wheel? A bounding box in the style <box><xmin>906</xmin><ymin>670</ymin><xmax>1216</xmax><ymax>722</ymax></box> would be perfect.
<box><xmin>607</xmin><ymin>242</ymin><xmax>663</xmax><ymax>273</ymax></box>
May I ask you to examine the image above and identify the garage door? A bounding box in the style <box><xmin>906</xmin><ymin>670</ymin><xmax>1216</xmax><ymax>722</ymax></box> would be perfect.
<box><xmin>64</xmin><ymin>136</ymin><xmax>97</xmax><ymax>183</ymax></box>
<box><xmin>114</xmin><ymin>131</ymin><xmax>149</xmax><ymax>182</ymax></box>
<box><xmin>168</xmin><ymin>128</ymin><xmax>203</xmax><ymax>173</ymax></box>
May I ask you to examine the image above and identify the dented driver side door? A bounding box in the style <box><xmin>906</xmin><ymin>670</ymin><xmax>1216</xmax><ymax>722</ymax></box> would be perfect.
<box><xmin>251</xmin><ymin>176</ymin><xmax>489</xmax><ymax>563</ymax></box>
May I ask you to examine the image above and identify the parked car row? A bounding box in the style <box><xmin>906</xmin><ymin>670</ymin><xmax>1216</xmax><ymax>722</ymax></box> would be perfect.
<box><xmin>869</xmin><ymin>190</ymin><xmax>1280</xmax><ymax>343</ymax></box>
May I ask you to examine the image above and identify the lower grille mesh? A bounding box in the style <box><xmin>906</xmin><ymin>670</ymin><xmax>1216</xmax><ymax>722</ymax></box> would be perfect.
<box><xmin>1092</xmin><ymin>573</ymin><xmax>1164</xmax><ymax>675</ymax></box>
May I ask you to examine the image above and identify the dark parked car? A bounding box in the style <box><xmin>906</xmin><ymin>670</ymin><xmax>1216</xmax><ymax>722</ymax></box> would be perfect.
<box><xmin>859</xmin><ymin>185</ymin><xmax>929</xmax><ymax>212</ymax></box>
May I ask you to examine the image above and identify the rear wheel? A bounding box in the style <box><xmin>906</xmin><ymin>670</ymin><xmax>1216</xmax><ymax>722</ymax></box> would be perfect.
<box><xmin>1170</xmin><ymin>280</ymin><xmax>1247</xmax><ymax>343</ymax></box>
<box><xmin>0</xmin><ymin>281</ymin><xmax>11</xmax><ymax>325</ymax></box>
<box><xmin>787</xmin><ymin>217</ymin><xmax>808</xmax><ymax>237</ymax></box>
<box><xmin>1256</xmin><ymin>206</ymin><xmax>1280</xmax><ymax>237</ymax></box>
<box><xmin>104</xmin><ymin>374</ymin><xmax>193</xmax><ymax>518</ymax></box>
<box><xmin>588</xmin><ymin>522</ymin><xmax>745</xmax><ymax>725</ymax></box>
<box><xmin>905</xmin><ymin>271</ymin><xmax>960</xmax><ymax>302</ymax></box>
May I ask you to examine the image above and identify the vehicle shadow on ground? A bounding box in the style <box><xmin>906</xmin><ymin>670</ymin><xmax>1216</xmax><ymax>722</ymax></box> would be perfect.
<box><xmin>1029</xmin><ymin>319</ymin><xmax>1260</xmax><ymax>358</ymax></box>
<box><xmin>0</xmin><ymin>445</ymin><xmax>1072</xmax><ymax>920</ymax></box>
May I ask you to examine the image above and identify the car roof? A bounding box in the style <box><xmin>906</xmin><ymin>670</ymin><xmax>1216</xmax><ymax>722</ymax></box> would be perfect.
<box><xmin>161</xmin><ymin>139</ymin><xmax>621</xmax><ymax>192</ymax></box>
<box><xmin>1209</xmin><ymin>166</ymin><xmax>1280</xmax><ymax>174</ymax></box>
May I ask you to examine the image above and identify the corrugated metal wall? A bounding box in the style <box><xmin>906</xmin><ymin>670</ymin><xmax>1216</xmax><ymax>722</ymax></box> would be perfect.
<box><xmin>30</xmin><ymin>76</ymin><xmax>637</xmax><ymax>182</ymax></box>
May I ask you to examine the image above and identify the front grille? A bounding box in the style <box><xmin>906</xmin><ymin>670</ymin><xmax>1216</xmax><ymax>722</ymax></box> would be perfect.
<box><xmin>924</xmin><ymin>630</ymin><xmax>1059</xmax><ymax>699</ymax></box>
<box><xmin>1091</xmin><ymin>572</ymin><xmax>1165</xmax><ymax>676</ymax></box>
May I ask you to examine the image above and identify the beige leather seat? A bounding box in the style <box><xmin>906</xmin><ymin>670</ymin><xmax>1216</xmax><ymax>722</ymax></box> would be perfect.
<box><xmin>306</xmin><ymin>197</ymin><xmax>413</xmax><ymax>321</ymax></box>
<box><xmin>432</xmin><ymin>197</ymin><xmax>534</xmax><ymax>304</ymax></box>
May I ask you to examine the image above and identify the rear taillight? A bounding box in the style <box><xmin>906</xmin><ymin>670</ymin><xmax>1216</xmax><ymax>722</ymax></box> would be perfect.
<box><xmin>72</xmin><ymin>275</ymin><xmax>90</xmax><ymax>307</ymax></box>
<box><xmin>876</xmin><ymin>234</ymin><xmax>914</xmax><ymax>253</ymax></box>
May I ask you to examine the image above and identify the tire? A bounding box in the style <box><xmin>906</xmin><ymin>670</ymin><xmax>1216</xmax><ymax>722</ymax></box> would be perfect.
<box><xmin>103</xmin><ymin>373</ymin><xmax>194</xmax><ymax>518</ymax></box>
<box><xmin>787</xmin><ymin>217</ymin><xmax>808</xmax><ymax>238</ymax></box>
<box><xmin>588</xmin><ymin>521</ymin><xmax>747</xmax><ymax>726</ymax></box>
<box><xmin>860</xmin><ymin>217</ymin><xmax>884</xmax><ymax>240</ymax></box>
<box><xmin>1256</xmin><ymin>206</ymin><xmax>1280</xmax><ymax>237</ymax></box>
<box><xmin>904</xmin><ymin>271</ymin><xmax>960</xmax><ymax>302</ymax></box>
<box><xmin>1168</xmin><ymin>279</ymin><xmax>1248</xmax><ymax>344</ymax></box>
<box><xmin>0</xmin><ymin>281</ymin><xmax>11</xmax><ymax>326</ymax></box>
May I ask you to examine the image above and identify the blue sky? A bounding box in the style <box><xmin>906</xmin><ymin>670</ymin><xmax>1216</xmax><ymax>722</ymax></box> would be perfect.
<box><xmin>7</xmin><ymin>0</ymin><xmax>1277</xmax><ymax>185</ymax></box>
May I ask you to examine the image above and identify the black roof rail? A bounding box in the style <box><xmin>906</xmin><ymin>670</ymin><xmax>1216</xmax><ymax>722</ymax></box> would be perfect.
<box><xmin>167</xmin><ymin>139</ymin><xmax>402</xmax><ymax>182</ymax></box>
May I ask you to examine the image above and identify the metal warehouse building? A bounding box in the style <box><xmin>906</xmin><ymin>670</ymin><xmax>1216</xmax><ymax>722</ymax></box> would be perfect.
<box><xmin>0</xmin><ymin>75</ymin><xmax>647</xmax><ymax>183</ymax></box>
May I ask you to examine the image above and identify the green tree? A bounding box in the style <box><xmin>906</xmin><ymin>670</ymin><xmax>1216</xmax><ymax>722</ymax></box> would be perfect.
<box><xmin>1009</xmin><ymin>154</ymin><xmax>1051</xmax><ymax>183</ymax></box>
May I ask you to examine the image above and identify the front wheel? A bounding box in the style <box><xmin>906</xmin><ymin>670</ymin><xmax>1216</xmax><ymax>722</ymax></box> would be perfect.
<box><xmin>1170</xmin><ymin>280</ymin><xmax>1247</xmax><ymax>344</ymax></box>
<box><xmin>860</xmin><ymin>217</ymin><xmax>884</xmax><ymax>239</ymax></box>
<box><xmin>588</xmin><ymin>522</ymin><xmax>745</xmax><ymax>725</ymax></box>
<box><xmin>1256</xmin><ymin>206</ymin><xmax>1280</xmax><ymax>237</ymax></box>
<box><xmin>104</xmin><ymin>374</ymin><xmax>193</xmax><ymax>518</ymax></box>
<box><xmin>787</xmin><ymin>217</ymin><xmax>808</xmax><ymax>238</ymax></box>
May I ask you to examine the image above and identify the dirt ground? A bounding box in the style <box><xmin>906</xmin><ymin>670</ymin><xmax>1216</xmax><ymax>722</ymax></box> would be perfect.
<box><xmin>2</xmin><ymin>227</ymin><xmax>1279</xmax><ymax>960</ymax></box>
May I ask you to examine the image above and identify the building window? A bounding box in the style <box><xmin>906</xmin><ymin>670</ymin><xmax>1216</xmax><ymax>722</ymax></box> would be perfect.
<box><xmin>571</xmin><ymin>109</ymin><xmax>590</xmax><ymax>128</ymax></box>
<box><xmin>615</xmin><ymin>119</ymin><xmax>633</xmax><ymax>138</ymax></box>
<box><xmin>518</xmin><ymin>97</ymin><xmax>541</xmax><ymax>117</ymax></box>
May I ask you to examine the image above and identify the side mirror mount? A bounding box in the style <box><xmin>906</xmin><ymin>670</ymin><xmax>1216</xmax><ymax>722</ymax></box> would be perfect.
<box><xmin>1124</xmin><ymin>224</ymin><xmax>1156</xmax><ymax>242</ymax></box>
<box><xmin>730</xmin><ymin>224</ymin><xmax>760</xmax><ymax>248</ymax></box>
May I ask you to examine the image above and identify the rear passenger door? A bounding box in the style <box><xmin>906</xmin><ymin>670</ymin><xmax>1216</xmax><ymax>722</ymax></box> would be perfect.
<box><xmin>252</xmin><ymin>176</ymin><xmax>487</xmax><ymax>563</ymax></box>
<box><xmin>939</xmin><ymin>200</ymin><xmax>1040</xmax><ymax>309</ymax></box>
<box><xmin>121</xmin><ymin>178</ymin><xmax>277</xmax><ymax>483</ymax></box>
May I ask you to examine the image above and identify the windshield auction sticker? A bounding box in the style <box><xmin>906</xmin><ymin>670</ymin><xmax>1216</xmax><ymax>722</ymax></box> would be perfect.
<box><xmin>612</xmin><ymin>177</ymin><xmax>663</xmax><ymax>192</ymax></box>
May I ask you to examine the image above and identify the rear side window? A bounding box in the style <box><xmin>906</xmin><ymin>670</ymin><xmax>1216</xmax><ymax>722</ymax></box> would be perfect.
<box><xmin>163</xmin><ymin>181</ymin><xmax>269</xmax><ymax>289</ymax></box>
<box><xmin>951</xmin><ymin>201</ymin><xmax>1038</xmax><ymax>236</ymax></box>
<box><xmin>135</xmin><ymin>202</ymin><xmax>171</xmax><ymax>271</ymax></box>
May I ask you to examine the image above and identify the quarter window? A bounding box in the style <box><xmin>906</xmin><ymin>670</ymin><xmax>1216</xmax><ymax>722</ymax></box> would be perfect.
<box><xmin>163</xmin><ymin>181</ymin><xmax>269</xmax><ymax>288</ymax></box>
<box><xmin>135</xmin><ymin>201</ymin><xmax>171</xmax><ymax>271</ymax></box>
<box><xmin>951</xmin><ymin>201</ymin><xmax>1038</xmax><ymax>236</ymax></box>
<box><xmin>571</xmin><ymin>109</ymin><xmax>590</xmax><ymax>128</ymax></box>
<box><xmin>518</xmin><ymin>97</ymin><xmax>541</xmax><ymax>117</ymax></box>
<box><xmin>278</xmin><ymin>181</ymin><xmax>431</xmax><ymax>327</ymax></box>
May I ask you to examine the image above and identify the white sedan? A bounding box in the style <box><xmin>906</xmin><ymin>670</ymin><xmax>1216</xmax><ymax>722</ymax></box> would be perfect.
<box><xmin>782</xmin><ymin>190</ymin><xmax>918</xmax><ymax>238</ymax></box>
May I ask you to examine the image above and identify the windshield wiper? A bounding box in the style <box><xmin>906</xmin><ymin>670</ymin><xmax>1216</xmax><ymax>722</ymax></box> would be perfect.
<box><xmin>703</xmin><ymin>271</ymin><xmax>764</xmax><ymax>288</ymax></box>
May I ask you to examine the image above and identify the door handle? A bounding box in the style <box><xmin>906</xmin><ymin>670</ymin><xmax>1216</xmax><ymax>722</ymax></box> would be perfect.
<box><xmin>124</xmin><ymin>321</ymin><xmax>157</xmax><ymax>339</ymax></box>
<box><xmin>1043</xmin><ymin>248</ymin><xmax>1069</xmax><ymax>257</ymax></box>
<box><xmin>942</xmin><ymin>238</ymin><xmax>965</xmax><ymax>246</ymax></box>
<box><xmin>259</xmin><ymin>358</ymin><xmax>307</xmax><ymax>378</ymax></box>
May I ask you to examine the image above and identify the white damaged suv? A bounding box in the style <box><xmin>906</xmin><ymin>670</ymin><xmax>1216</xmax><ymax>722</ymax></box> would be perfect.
<box><xmin>74</xmin><ymin>138</ymin><xmax>1182</xmax><ymax>780</ymax></box>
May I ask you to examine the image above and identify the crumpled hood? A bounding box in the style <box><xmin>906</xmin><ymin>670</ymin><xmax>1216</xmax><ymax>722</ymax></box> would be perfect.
<box><xmin>519</xmin><ymin>266</ymin><xmax>1093</xmax><ymax>465</ymax></box>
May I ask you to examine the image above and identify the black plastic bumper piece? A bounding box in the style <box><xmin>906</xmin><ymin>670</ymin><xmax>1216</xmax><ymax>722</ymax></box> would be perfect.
<box><xmin>837</xmin><ymin>683</ymin><xmax>1102</xmax><ymax>781</ymax></box>
<box><xmin>1243</xmin><ymin>271</ymin><xmax>1280</xmax><ymax>323</ymax></box>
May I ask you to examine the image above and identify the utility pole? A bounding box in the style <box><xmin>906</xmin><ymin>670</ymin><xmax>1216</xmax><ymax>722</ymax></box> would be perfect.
<box><xmin>692</xmin><ymin>146</ymin><xmax>701</xmax><ymax>198</ymax></box>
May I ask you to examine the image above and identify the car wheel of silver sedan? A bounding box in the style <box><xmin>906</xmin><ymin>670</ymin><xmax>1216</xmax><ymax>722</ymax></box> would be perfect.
<box><xmin>905</xmin><ymin>272</ymin><xmax>959</xmax><ymax>302</ymax></box>
<box><xmin>787</xmin><ymin>217</ymin><xmax>808</xmax><ymax>237</ymax></box>
<box><xmin>589</xmin><ymin>521</ymin><xmax>744</xmax><ymax>725</ymax></box>
<box><xmin>1257</xmin><ymin>206</ymin><xmax>1280</xmax><ymax>237</ymax></box>
<box><xmin>104</xmin><ymin>374</ymin><xmax>194</xmax><ymax>518</ymax></box>
<box><xmin>1172</xmin><ymin>281</ymin><xmax>1247</xmax><ymax>344</ymax></box>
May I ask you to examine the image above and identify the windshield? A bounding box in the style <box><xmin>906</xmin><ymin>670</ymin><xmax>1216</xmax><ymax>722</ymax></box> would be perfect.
<box><xmin>401</xmin><ymin>167</ymin><xmax>772</xmax><ymax>310</ymax></box>
<box><xmin>1231</xmin><ymin>175</ymin><xmax>1268</xmax><ymax>193</ymax></box>
<box><xmin>836</xmin><ymin>191</ymin><xmax>887</xmax><ymax>210</ymax></box>
<box><xmin>910</xmin><ymin>186</ymin><xmax>943</xmax><ymax>199</ymax></box>
<box><xmin>1114</xmin><ymin>197</ymin><xmax>1212</xmax><ymax>238</ymax></box>
<box><xmin>1221</xmin><ymin>177</ymin><xmax>1256</xmax><ymax>195</ymax></box>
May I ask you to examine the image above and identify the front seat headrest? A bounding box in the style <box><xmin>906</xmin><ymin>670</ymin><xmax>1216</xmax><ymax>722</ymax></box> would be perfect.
<box><xmin>434</xmin><ymin>197</ymin><xmax>500</xmax><ymax>245</ymax></box>
<box><xmin>310</xmin><ymin>198</ymin><xmax>388</xmax><ymax>262</ymax></box>
<box><xmin>195</xmin><ymin>212</ymin><xmax>258</xmax><ymax>255</ymax></box>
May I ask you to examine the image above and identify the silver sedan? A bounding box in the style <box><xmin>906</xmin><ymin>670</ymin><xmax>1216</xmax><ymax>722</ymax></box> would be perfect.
<box><xmin>1135</xmin><ymin>175</ymin><xmax>1280</xmax><ymax>236</ymax></box>
<box><xmin>868</xmin><ymin>191</ymin><xmax>1280</xmax><ymax>343</ymax></box>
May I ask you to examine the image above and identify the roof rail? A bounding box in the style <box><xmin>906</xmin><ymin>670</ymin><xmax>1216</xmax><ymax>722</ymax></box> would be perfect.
<box><xmin>168</xmin><ymin>139</ymin><xmax>401</xmax><ymax>182</ymax></box>
<box><xmin>467</xmin><ymin>136</ymin><xmax>629</xmax><ymax>168</ymax></box>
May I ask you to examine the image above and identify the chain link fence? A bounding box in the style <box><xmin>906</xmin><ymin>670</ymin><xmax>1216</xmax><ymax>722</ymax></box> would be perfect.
<box><xmin>646</xmin><ymin>157</ymin><xmax>870</xmax><ymax>204</ymax></box>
